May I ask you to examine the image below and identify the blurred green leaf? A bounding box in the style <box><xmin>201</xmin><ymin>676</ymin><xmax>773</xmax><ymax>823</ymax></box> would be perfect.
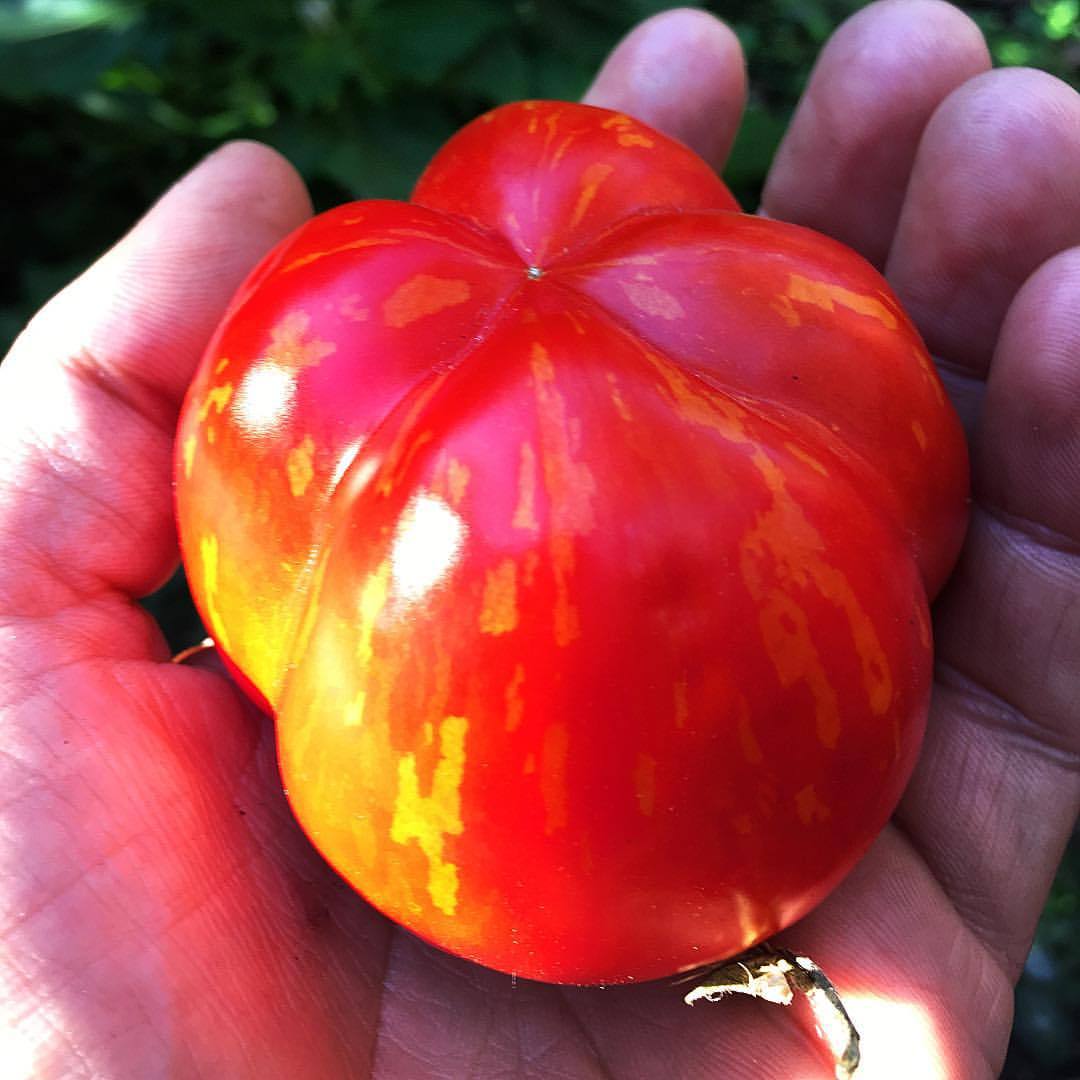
<box><xmin>724</xmin><ymin>102</ymin><xmax>788</xmax><ymax>205</ymax></box>
<box><xmin>0</xmin><ymin>0</ymin><xmax>136</xmax><ymax>42</ymax></box>
<box><xmin>366</xmin><ymin>0</ymin><xmax>512</xmax><ymax>85</ymax></box>
<box><xmin>530</xmin><ymin>47</ymin><xmax>592</xmax><ymax>102</ymax></box>
<box><xmin>452</xmin><ymin>35</ymin><xmax>530</xmax><ymax>102</ymax></box>
<box><xmin>274</xmin><ymin>35</ymin><xmax>358</xmax><ymax>112</ymax></box>
<box><xmin>99</xmin><ymin>57</ymin><xmax>161</xmax><ymax>93</ymax></box>
<box><xmin>996</xmin><ymin>38</ymin><xmax>1034</xmax><ymax>65</ymax></box>
<box><xmin>1043</xmin><ymin>0</ymin><xmax>1079</xmax><ymax>39</ymax></box>
<box><xmin>0</xmin><ymin>25</ymin><xmax>128</xmax><ymax>100</ymax></box>
<box><xmin>775</xmin><ymin>0</ymin><xmax>832</xmax><ymax>41</ymax></box>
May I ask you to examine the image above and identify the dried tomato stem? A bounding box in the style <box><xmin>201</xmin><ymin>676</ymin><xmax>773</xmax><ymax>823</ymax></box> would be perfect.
<box><xmin>682</xmin><ymin>944</ymin><xmax>860</xmax><ymax>1079</ymax></box>
<box><xmin>170</xmin><ymin>637</ymin><xmax>216</xmax><ymax>664</ymax></box>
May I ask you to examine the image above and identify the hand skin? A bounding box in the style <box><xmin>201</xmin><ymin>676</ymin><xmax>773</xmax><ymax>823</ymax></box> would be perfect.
<box><xmin>2</xmin><ymin>3</ymin><xmax>1079</xmax><ymax>1077</ymax></box>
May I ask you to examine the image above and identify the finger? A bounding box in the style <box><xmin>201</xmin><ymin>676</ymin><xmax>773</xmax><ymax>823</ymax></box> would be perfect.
<box><xmin>898</xmin><ymin>249</ymin><xmax>1080</xmax><ymax>976</ymax></box>
<box><xmin>0</xmin><ymin>143</ymin><xmax>311</xmax><ymax>613</ymax></box>
<box><xmin>886</xmin><ymin>68</ymin><xmax>1080</xmax><ymax>376</ymax></box>
<box><xmin>762</xmin><ymin>0</ymin><xmax>989</xmax><ymax>267</ymax></box>
<box><xmin>981</xmin><ymin>249</ymin><xmax>1080</xmax><ymax>540</ymax></box>
<box><xmin>583</xmin><ymin>7</ymin><xmax>747</xmax><ymax>174</ymax></box>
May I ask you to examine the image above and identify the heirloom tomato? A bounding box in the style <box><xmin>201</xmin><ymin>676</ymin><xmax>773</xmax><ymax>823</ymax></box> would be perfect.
<box><xmin>175</xmin><ymin>101</ymin><xmax>968</xmax><ymax>985</ymax></box>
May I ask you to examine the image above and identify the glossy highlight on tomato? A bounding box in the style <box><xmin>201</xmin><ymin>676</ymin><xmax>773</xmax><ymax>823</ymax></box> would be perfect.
<box><xmin>175</xmin><ymin>101</ymin><xmax>969</xmax><ymax>985</ymax></box>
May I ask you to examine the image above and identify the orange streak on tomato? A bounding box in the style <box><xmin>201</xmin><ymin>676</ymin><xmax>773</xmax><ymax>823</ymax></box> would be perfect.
<box><xmin>795</xmin><ymin>783</ymin><xmax>832</xmax><ymax>826</ymax></box>
<box><xmin>673</xmin><ymin>678</ymin><xmax>689</xmax><ymax>730</ymax></box>
<box><xmin>521</xmin><ymin>549</ymin><xmax>540</xmax><ymax>588</ymax></box>
<box><xmin>912</xmin><ymin>419</ymin><xmax>929</xmax><ymax>450</ymax></box>
<box><xmin>289</xmin><ymin>548</ymin><xmax>332</xmax><ymax>705</ymax></box>
<box><xmin>569</xmin><ymin>162</ymin><xmax>614</xmax><ymax>230</ymax></box>
<box><xmin>479</xmin><ymin>558</ymin><xmax>519</xmax><ymax>636</ymax></box>
<box><xmin>338</xmin><ymin>294</ymin><xmax>370</xmax><ymax>321</ymax></box>
<box><xmin>511</xmin><ymin>442</ymin><xmax>540</xmax><ymax>533</ymax></box>
<box><xmin>601</xmin><ymin>112</ymin><xmax>656</xmax><ymax>149</ymax></box>
<box><xmin>605</xmin><ymin>371</ymin><xmax>633</xmax><ymax>421</ymax></box>
<box><xmin>197</xmin><ymin>533</ymin><xmax>229</xmax><ymax>652</ymax></box>
<box><xmin>639</xmin><ymin>346</ymin><xmax>751</xmax><ymax>444</ymax></box>
<box><xmin>619</xmin><ymin>278</ymin><xmax>686</xmax><ymax>321</ymax></box>
<box><xmin>771</xmin><ymin>293</ymin><xmax>801</xmax><ymax>327</ymax></box>
<box><xmin>736</xmin><ymin>698</ymin><xmax>764</xmax><ymax>765</ymax></box>
<box><xmin>356</xmin><ymin>559</ymin><xmax>391</xmax><ymax>677</ymax></box>
<box><xmin>390</xmin><ymin>713</ymin><xmax>469</xmax><ymax>916</ymax></box>
<box><xmin>540</xmin><ymin>722</ymin><xmax>570</xmax><ymax>835</ymax></box>
<box><xmin>196</xmin><ymin>381</ymin><xmax>234</xmax><ymax>423</ymax></box>
<box><xmin>742</xmin><ymin>445</ymin><xmax>895</xmax><ymax>727</ymax></box>
<box><xmin>283</xmin><ymin>236</ymin><xmax>402</xmax><ymax>272</ymax></box>
<box><xmin>550</xmin><ymin>134</ymin><xmax>577</xmax><ymax>168</ymax></box>
<box><xmin>382</xmin><ymin>274</ymin><xmax>471</xmax><ymax>328</ymax></box>
<box><xmin>548</xmin><ymin>533</ymin><xmax>580</xmax><ymax>648</ymax></box>
<box><xmin>633</xmin><ymin>753</ymin><xmax>657</xmax><ymax>817</ymax></box>
<box><xmin>785</xmin><ymin>440</ymin><xmax>830</xmax><ymax>477</ymax></box>
<box><xmin>446</xmin><ymin>458</ymin><xmax>470</xmax><ymax>506</ymax></box>
<box><xmin>258</xmin><ymin>311</ymin><xmax>335</xmax><ymax>371</ymax></box>
<box><xmin>785</xmin><ymin>273</ymin><xmax>899</xmax><ymax>329</ymax></box>
<box><xmin>530</xmin><ymin>343</ymin><xmax>596</xmax><ymax>535</ymax></box>
<box><xmin>181</xmin><ymin>434</ymin><xmax>196</xmax><ymax>479</ymax></box>
<box><xmin>505</xmin><ymin>663</ymin><xmax>526</xmax><ymax>732</ymax></box>
<box><xmin>285</xmin><ymin>435</ymin><xmax>315</xmax><ymax>497</ymax></box>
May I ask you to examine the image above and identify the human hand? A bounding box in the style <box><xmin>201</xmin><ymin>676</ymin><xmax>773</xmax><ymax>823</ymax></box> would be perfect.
<box><xmin>2</xmin><ymin>3</ymin><xmax>1078</xmax><ymax>1076</ymax></box>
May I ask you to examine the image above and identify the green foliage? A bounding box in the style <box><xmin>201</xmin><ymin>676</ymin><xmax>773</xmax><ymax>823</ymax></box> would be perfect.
<box><xmin>1004</xmin><ymin>832</ymin><xmax>1080</xmax><ymax>1077</ymax></box>
<box><xmin>2</xmin><ymin>0</ymin><xmax>1077</xmax><ymax>349</ymax></box>
<box><xmin>2</xmin><ymin>3</ymin><xmax>1078</xmax><ymax>1075</ymax></box>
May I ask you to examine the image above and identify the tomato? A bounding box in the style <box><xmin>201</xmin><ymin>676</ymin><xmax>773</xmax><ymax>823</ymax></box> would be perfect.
<box><xmin>175</xmin><ymin>101</ymin><xmax>968</xmax><ymax>984</ymax></box>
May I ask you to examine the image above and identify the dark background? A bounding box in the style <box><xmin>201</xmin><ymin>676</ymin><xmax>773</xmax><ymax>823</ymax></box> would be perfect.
<box><xmin>2</xmin><ymin>1</ymin><xmax>1077</xmax><ymax>1074</ymax></box>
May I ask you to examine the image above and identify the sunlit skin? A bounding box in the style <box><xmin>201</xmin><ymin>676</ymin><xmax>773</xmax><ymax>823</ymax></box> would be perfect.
<box><xmin>176</xmin><ymin>100</ymin><xmax>967</xmax><ymax>984</ymax></box>
<box><xmin>3</xmin><ymin>3</ymin><xmax>1080</xmax><ymax>1077</ymax></box>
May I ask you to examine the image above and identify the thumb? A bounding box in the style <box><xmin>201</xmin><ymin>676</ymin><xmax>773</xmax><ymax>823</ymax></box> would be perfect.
<box><xmin>0</xmin><ymin>143</ymin><xmax>311</xmax><ymax>627</ymax></box>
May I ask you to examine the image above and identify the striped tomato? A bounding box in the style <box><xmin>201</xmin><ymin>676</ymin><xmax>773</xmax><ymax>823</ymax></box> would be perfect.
<box><xmin>175</xmin><ymin>101</ymin><xmax>968</xmax><ymax>984</ymax></box>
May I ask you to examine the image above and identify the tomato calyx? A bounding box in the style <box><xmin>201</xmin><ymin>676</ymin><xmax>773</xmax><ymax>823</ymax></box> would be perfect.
<box><xmin>682</xmin><ymin>943</ymin><xmax>860</xmax><ymax>1079</ymax></box>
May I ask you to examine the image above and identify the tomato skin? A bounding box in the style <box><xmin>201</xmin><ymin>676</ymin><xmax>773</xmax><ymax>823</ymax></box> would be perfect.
<box><xmin>175</xmin><ymin>101</ymin><xmax>968</xmax><ymax>984</ymax></box>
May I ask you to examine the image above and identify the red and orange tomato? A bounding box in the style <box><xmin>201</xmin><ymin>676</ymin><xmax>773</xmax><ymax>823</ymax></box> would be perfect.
<box><xmin>175</xmin><ymin>101</ymin><xmax>968</xmax><ymax>984</ymax></box>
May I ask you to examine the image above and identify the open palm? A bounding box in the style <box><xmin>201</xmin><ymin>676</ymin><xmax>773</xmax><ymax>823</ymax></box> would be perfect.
<box><xmin>3</xmin><ymin>4</ymin><xmax>1078</xmax><ymax>1077</ymax></box>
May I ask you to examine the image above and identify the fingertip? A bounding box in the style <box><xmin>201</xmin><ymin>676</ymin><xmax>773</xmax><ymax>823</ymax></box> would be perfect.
<box><xmin>818</xmin><ymin>0</ymin><xmax>989</xmax><ymax>85</ymax></box>
<box><xmin>923</xmin><ymin>63</ymin><xmax>1080</xmax><ymax>149</ymax></box>
<box><xmin>151</xmin><ymin>138</ymin><xmax>313</xmax><ymax>240</ymax></box>
<box><xmin>583</xmin><ymin>7</ymin><xmax>746</xmax><ymax>171</ymax></box>
<box><xmin>762</xmin><ymin>0</ymin><xmax>989</xmax><ymax>264</ymax></box>
<box><xmin>980</xmin><ymin>246</ymin><xmax>1080</xmax><ymax>539</ymax></box>
<box><xmin>887</xmin><ymin>64</ymin><xmax>1080</xmax><ymax>371</ymax></box>
<box><xmin>849</xmin><ymin>0</ymin><xmax>987</xmax><ymax>53</ymax></box>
